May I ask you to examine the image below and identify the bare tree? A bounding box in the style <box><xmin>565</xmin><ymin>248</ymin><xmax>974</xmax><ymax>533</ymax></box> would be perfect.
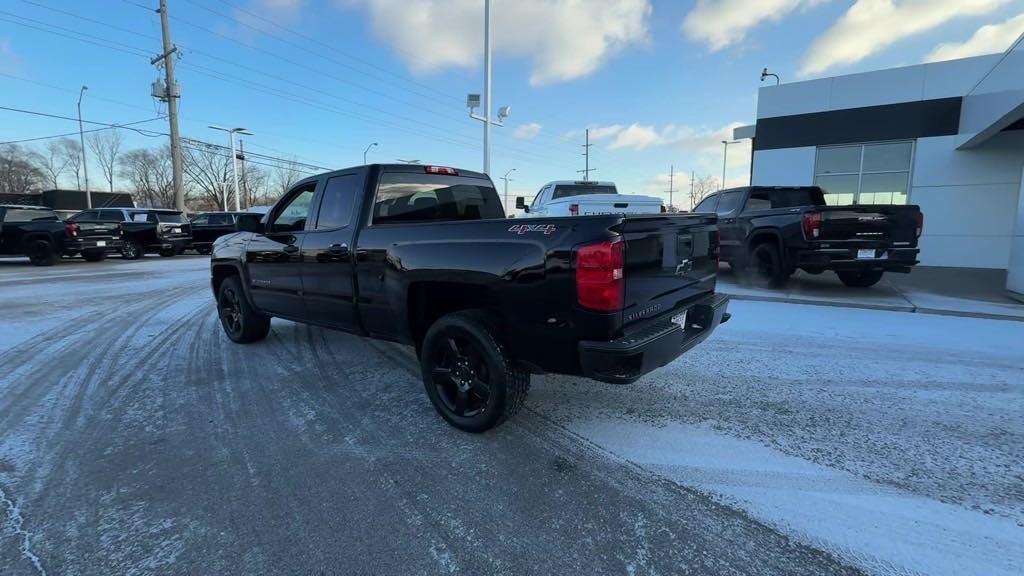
<box><xmin>58</xmin><ymin>138</ymin><xmax>83</xmax><ymax>190</ymax></box>
<box><xmin>87</xmin><ymin>129</ymin><xmax>126</xmax><ymax>192</ymax></box>
<box><xmin>120</xmin><ymin>145</ymin><xmax>175</xmax><ymax>208</ymax></box>
<box><xmin>271</xmin><ymin>160</ymin><xmax>304</xmax><ymax>201</ymax></box>
<box><xmin>182</xmin><ymin>143</ymin><xmax>233</xmax><ymax>210</ymax></box>
<box><xmin>35</xmin><ymin>139</ymin><xmax>73</xmax><ymax>189</ymax></box>
<box><xmin>240</xmin><ymin>164</ymin><xmax>269</xmax><ymax>208</ymax></box>
<box><xmin>690</xmin><ymin>175</ymin><xmax>719</xmax><ymax>210</ymax></box>
<box><xmin>0</xmin><ymin>144</ymin><xmax>45</xmax><ymax>195</ymax></box>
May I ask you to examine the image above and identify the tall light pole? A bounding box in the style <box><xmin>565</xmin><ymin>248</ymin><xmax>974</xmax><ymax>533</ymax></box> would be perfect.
<box><xmin>721</xmin><ymin>140</ymin><xmax>738</xmax><ymax>190</ymax></box>
<box><xmin>77</xmin><ymin>85</ymin><xmax>91</xmax><ymax>208</ymax></box>
<box><xmin>466</xmin><ymin>0</ymin><xmax>510</xmax><ymax>175</ymax></box>
<box><xmin>363</xmin><ymin>142</ymin><xmax>378</xmax><ymax>165</ymax></box>
<box><xmin>210</xmin><ymin>126</ymin><xmax>252</xmax><ymax>211</ymax></box>
<box><xmin>501</xmin><ymin>168</ymin><xmax>515</xmax><ymax>213</ymax></box>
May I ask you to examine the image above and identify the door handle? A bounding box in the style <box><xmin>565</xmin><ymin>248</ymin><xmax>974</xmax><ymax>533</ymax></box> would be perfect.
<box><xmin>327</xmin><ymin>243</ymin><xmax>348</xmax><ymax>254</ymax></box>
<box><xmin>283</xmin><ymin>244</ymin><xmax>299</xmax><ymax>254</ymax></box>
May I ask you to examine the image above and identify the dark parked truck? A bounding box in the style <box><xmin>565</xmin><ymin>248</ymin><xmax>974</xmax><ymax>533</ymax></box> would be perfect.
<box><xmin>0</xmin><ymin>205</ymin><xmax>122</xmax><ymax>265</ymax></box>
<box><xmin>211</xmin><ymin>164</ymin><xmax>730</xmax><ymax>431</ymax></box>
<box><xmin>189</xmin><ymin>211</ymin><xmax>246</xmax><ymax>254</ymax></box>
<box><xmin>70</xmin><ymin>208</ymin><xmax>192</xmax><ymax>258</ymax></box>
<box><xmin>697</xmin><ymin>186</ymin><xmax>923</xmax><ymax>288</ymax></box>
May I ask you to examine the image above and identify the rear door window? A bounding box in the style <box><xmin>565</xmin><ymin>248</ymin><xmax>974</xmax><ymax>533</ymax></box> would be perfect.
<box><xmin>317</xmin><ymin>174</ymin><xmax>359</xmax><ymax>229</ymax></box>
<box><xmin>693</xmin><ymin>195</ymin><xmax>718</xmax><ymax>213</ymax></box>
<box><xmin>745</xmin><ymin>191</ymin><xmax>771</xmax><ymax>211</ymax></box>
<box><xmin>373</xmin><ymin>173</ymin><xmax>503</xmax><ymax>224</ymax></box>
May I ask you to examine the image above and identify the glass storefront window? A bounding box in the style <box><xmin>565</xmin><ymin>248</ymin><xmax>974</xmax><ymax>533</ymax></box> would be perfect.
<box><xmin>813</xmin><ymin>141</ymin><xmax>913</xmax><ymax>205</ymax></box>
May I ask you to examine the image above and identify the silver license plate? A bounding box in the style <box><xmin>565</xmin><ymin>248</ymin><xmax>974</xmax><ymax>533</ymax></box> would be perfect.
<box><xmin>172</xmin><ymin>228</ymin><xmax>181</xmax><ymax>234</ymax></box>
<box><xmin>671</xmin><ymin>311</ymin><xmax>688</xmax><ymax>329</ymax></box>
<box><xmin>857</xmin><ymin>249</ymin><xmax>877</xmax><ymax>259</ymax></box>
<box><xmin>96</xmin><ymin>240</ymin><xmax>106</xmax><ymax>247</ymax></box>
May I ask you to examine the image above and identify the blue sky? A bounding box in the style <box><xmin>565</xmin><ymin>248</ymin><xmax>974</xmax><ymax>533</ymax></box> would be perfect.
<box><xmin>2</xmin><ymin>0</ymin><xmax>1023</xmax><ymax>208</ymax></box>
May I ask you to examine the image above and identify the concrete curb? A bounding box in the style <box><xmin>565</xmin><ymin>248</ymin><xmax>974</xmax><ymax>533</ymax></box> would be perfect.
<box><xmin>724</xmin><ymin>292</ymin><xmax>1024</xmax><ymax>323</ymax></box>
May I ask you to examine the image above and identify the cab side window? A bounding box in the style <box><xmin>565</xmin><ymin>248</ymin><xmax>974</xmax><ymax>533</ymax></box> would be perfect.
<box><xmin>271</xmin><ymin>184</ymin><xmax>316</xmax><ymax>233</ymax></box>
<box><xmin>316</xmin><ymin>174</ymin><xmax>359</xmax><ymax>229</ymax></box>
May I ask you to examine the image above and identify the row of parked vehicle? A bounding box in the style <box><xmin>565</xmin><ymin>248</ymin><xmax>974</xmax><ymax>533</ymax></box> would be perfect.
<box><xmin>0</xmin><ymin>204</ymin><xmax>254</xmax><ymax>266</ymax></box>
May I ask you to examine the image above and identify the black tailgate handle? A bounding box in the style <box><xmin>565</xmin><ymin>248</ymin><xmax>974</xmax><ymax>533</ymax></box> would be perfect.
<box><xmin>614</xmin><ymin>203</ymin><xmax>629</xmax><ymax>208</ymax></box>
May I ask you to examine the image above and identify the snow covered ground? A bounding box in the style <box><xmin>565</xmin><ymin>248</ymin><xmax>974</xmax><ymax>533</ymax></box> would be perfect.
<box><xmin>530</xmin><ymin>301</ymin><xmax>1024</xmax><ymax>576</ymax></box>
<box><xmin>1</xmin><ymin>256</ymin><xmax>1021</xmax><ymax>575</ymax></box>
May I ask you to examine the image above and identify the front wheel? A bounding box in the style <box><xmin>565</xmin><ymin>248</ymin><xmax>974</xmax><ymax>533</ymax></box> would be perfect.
<box><xmin>121</xmin><ymin>240</ymin><xmax>143</xmax><ymax>260</ymax></box>
<box><xmin>420</xmin><ymin>311</ymin><xmax>530</xmax><ymax>433</ymax></box>
<box><xmin>218</xmin><ymin>275</ymin><xmax>271</xmax><ymax>343</ymax></box>
<box><xmin>837</xmin><ymin>270</ymin><xmax>884</xmax><ymax>288</ymax></box>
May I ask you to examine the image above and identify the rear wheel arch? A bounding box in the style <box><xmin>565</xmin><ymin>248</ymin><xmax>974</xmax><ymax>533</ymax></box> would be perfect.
<box><xmin>746</xmin><ymin>229</ymin><xmax>788</xmax><ymax>268</ymax></box>
<box><xmin>407</xmin><ymin>282</ymin><xmax>502</xmax><ymax>349</ymax></box>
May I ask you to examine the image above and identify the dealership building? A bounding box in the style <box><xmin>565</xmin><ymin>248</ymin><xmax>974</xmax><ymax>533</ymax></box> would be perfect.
<box><xmin>734</xmin><ymin>34</ymin><xmax>1024</xmax><ymax>297</ymax></box>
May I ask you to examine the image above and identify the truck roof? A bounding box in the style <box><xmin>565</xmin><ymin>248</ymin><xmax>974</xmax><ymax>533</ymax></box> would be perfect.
<box><xmin>545</xmin><ymin>180</ymin><xmax>615</xmax><ymax>186</ymax></box>
<box><xmin>296</xmin><ymin>164</ymin><xmax>491</xmax><ymax>186</ymax></box>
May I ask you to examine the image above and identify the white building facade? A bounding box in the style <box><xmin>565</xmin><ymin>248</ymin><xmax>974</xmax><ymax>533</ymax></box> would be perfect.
<box><xmin>737</xmin><ymin>36</ymin><xmax>1024</xmax><ymax>296</ymax></box>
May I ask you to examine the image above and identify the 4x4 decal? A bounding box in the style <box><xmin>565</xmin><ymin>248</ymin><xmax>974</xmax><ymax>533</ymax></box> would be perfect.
<box><xmin>508</xmin><ymin>224</ymin><xmax>557</xmax><ymax>235</ymax></box>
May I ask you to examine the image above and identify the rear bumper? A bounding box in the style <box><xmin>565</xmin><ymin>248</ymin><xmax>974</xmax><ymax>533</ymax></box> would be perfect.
<box><xmin>147</xmin><ymin>238</ymin><xmax>191</xmax><ymax>250</ymax></box>
<box><xmin>65</xmin><ymin>238</ymin><xmax>123</xmax><ymax>253</ymax></box>
<box><xmin>795</xmin><ymin>246</ymin><xmax>919</xmax><ymax>273</ymax></box>
<box><xmin>578</xmin><ymin>293</ymin><xmax>730</xmax><ymax>384</ymax></box>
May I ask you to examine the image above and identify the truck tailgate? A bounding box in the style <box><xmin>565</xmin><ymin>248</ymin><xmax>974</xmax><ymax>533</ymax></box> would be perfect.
<box><xmin>620</xmin><ymin>213</ymin><xmax>718</xmax><ymax>327</ymax></box>
<box><xmin>555</xmin><ymin>194</ymin><xmax>663</xmax><ymax>215</ymax></box>
<box><xmin>818</xmin><ymin>205</ymin><xmax>921</xmax><ymax>244</ymax></box>
<box><xmin>76</xmin><ymin>222</ymin><xmax>119</xmax><ymax>238</ymax></box>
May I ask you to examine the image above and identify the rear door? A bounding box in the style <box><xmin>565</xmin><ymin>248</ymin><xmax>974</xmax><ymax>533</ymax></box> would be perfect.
<box><xmin>245</xmin><ymin>181</ymin><xmax>318</xmax><ymax>317</ymax></box>
<box><xmin>620</xmin><ymin>213</ymin><xmax>719</xmax><ymax>327</ymax></box>
<box><xmin>300</xmin><ymin>171</ymin><xmax>364</xmax><ymax>332</ymax></box>
<box><xmin>714</xmin><ymin>190</ymin><xmax>745</xmax><ymax>258</ymax></box>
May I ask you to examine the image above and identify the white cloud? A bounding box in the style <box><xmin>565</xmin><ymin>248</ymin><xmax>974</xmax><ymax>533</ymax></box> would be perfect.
<box><xmin>0</xmin><ymin>38</ymin><xmax>22</xmax><ymax>74</ymax></box>
<box><xmin>588</xmin><ymin>124</ymin><xmax>626</xmax><ymax>141</ymax></box>
<box><xmin>343</xmin><ymin>0</ymin><xmax>651</xmax><ymax>85</ymax></box>
<box><xmin>512</xmin><ymin>122</ymin><xmax>542</xmax><ymax>140</ymax></box>
<box><xmin>608</xmin><ymin>124</ymin><xmax>663</xmax><ymax>150</ymax></box>
<box><xmin>681</xmin><ymin>0</ymin><xmax>826</xmax><ymax>51</ymax></box>
<box><xmin>800</xmin><ymin>0</ymin><xmax>1010</xmax><ymax>75</ymax></box>
<box><xmin>925</xmin><ymin>12</ymin><xmax>1024</xmax><ymax>62</ymax></box>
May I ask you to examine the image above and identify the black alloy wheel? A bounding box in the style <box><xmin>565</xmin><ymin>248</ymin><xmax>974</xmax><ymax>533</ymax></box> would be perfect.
<box><xmin>217</xmin><ymin>275</ymin><xmax>271</xmax><ymax>343</ymax></box>
<box><xmin>122</xmin><ymin>240</ymin><xmax>142</xmax><ymax>260</ymax></box>
<box><xmin>420</xmin><ymin>311</ymin><xmax>530</xmax><ymax>432</ymax></box>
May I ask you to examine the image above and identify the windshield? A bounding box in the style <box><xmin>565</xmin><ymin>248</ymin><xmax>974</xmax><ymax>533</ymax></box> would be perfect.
<box><xmin>552</xmin><ymin>184</ymin><xmax>617</xmax><ymax>199</ymax></box>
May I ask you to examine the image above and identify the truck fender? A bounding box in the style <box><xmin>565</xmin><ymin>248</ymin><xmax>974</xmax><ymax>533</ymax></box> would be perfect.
<box><xmin>744</xmin><ymin>228</ymin><xmax>787</xmax><ymax>267</ymax></box>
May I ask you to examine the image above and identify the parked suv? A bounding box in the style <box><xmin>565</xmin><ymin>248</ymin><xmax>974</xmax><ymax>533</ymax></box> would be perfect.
<box><xmin>0</xmin><ymin>205</ymin><xmax>122</xmax><ymax>265</ymax></box>
<box><xmin>70</xmin><ymin>208</ymin><xmax>192</xmax><ymax>258</ymax></box>
<box><xmin>697</xmin><ymin>186</ymin><xmax>923</xmax><ymax>288</ymax></box>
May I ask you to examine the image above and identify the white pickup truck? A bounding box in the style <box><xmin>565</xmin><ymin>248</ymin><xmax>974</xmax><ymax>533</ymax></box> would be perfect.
<box><xmin>515</xmin><ymin>181</ymin><xmax>664</xmax><ymax>217</ymax></box>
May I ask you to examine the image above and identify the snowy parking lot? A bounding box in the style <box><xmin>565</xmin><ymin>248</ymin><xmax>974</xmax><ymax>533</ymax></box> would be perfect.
<box><xmin>1</xmin><ymin>256</ymin><xmax>1021</xmax><ymax>575</ymax></box>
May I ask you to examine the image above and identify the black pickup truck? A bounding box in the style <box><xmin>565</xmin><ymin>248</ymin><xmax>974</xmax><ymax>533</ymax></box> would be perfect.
<box><xmin>70</xmin><ymin>208</ymin><xmax>192</xmax><ymax>258</ymax></box>
<box><xmin>189</xmin><ymin>211</ymin><xmax>246</xmax><ymax>254</ymax></box>
<box><xmin>697</xmin><ymin>186</ymin><xmax>923</xmax><ymax>288</ymax></box>
<box><xmin>212</xmin><ymin>164</ymin><xmax>730</xmax><ymax>431</ymax></box>
<box><xmin>0</xmin><ymin>205</ymin><xmax>122</xmax><ymax>265</ymax></box>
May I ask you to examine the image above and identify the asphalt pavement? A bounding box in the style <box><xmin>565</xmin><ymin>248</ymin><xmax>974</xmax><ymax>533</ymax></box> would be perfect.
<box><xmin>1</xmin><ymin>255</ymin><xmax>1020</xmax><ymax>575</ymax></box>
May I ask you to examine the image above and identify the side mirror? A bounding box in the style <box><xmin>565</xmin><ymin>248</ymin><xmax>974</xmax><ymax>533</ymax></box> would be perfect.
<box><xmin>236</xmin><ymin>213</ymin><xmax>264</xmax><ymax>233</ymax></box>
<box><xmin>515</xmin><ymin>196</ymin><xmax>526</xmax><ymax>210</ymax></box>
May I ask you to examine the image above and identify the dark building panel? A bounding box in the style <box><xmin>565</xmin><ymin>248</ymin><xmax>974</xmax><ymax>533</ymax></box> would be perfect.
<box><xmin>40</xmin><ymin>190</ymin><xmax>135</xmax><ymax>210</ymax></box>
<box><xmin>754</xmin><ymin>97</ymin><xmax>962</xmax><ymax>151</ymax></box>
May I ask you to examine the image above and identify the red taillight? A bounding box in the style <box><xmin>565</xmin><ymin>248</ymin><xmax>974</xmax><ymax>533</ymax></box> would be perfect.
<box><xmin>425</xmin><ymin>165</ymin><xmax>458</xmax><ymax>175</ymax></box>
<box><xmin>914</xmin><ymin>212</ymin><xmax>924</xmax><ymax>238</ymax></box>
<box><xmin>802</xmin><ymin>212</ymin><xmax>822</xmax><ymax>240</ymax></box>
<box><xmin>569</xmin><ymin>203</ymin><xmax>579</xmax><ymax>216</ymax></box>
<box><xmin>64</xmin><ymin>222</ymin><xmax>79</xmax><ymax>237</ymax></box>
<box><xmin>574</xmin><ymin>238</ymin><xmax>624</xmax><ymax>311</ymax></box>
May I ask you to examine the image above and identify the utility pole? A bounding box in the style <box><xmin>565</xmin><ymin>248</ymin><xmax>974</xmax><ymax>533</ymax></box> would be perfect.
<box><xmin>665</xmin><ymin>164</ymin><xmax>674</xmax><ymax>212</ymax></box>
<box><xmin>501</xmin><ymin>168</ymin><xmax>516</xmax><ymax>214</ymax></box>
<box><xmin>721</xmin><ymin>140</ymin><xmax>738</xmax><ymax>190</ymax></box>
<box><xmin>76</xmin><ymin>85</ymin><xmax>91</xmax><ymax>208</ymax></box>
<box><xmin>578</xmin><ymin>128</ymin><xmax>596</xmax><ymax>181</ymax></box>
<box><xmin>238</xmin><ymin>138</ymin><xmax>247</xmax><ymax>210</ymax></box>
<box><xmin>154</xmin><ymin>0</ymin><xmax>184</xmax><ymax>211</ymax></box>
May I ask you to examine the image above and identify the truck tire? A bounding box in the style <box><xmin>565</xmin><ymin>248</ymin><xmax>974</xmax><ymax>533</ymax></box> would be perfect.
<box><xmin>217</xmin><ymin>275</ymin><xmax>271</xmax><ymax>343</ymax></box>
<box><xmin>82</xmin><ymin>249</ymin><xmax>106</xmax><ymax>262</ymax></box>
<box><xmin>121</xmin><ymin>240</ymin><xmax>143</xmax><ymax>260</ymax></box>
<box><xmin>837</xmin><ymin>270</ymin><xmax>884</xmax><ymax>288</ymax></box>
<box><xmin>748</xmin><ymin>242</ymin><xmax>789</xmax><ymax>288</ymax></box>
<box><xmin>420</xmin><ymin>310</ymin><xmax>530</xmax><ymax>433</ymax></box>
<box><xmin>27</xmin><ymin>240</ymin><xmax>57</xmax><ymax>267</ymax></box>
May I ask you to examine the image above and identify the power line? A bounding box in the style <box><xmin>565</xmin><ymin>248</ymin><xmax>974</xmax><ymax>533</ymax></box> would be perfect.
<box><xmin>0</xmin><ymin>116</ymin><xmax>165</xmax><ymax>145</ymax></box>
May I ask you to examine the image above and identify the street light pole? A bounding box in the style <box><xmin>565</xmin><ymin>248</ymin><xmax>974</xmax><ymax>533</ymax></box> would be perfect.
<box><xmin>210</xmin><ymin>126</ymin><xmax>252</xmax><ymax>211</ymax></box>
<box><xmin>364</xmin><ymin>142</ymin><xmax>378</xmax><ymax>165</ymax></box>
<box><xmin>501</xmin><ymin>168</ymin><xmax>516</xmax><ymax>213</ymax></box>
<box><xmin>721</xmin><ymin>140</ymin><xmax>738</xmax><ymax>190</ymax></box>
<box><xmin>483</xmin><ymin>0</ymin><xmax>491</xmax><ymax>175</ymax></box>
<box><xmin>77</xmin><ymin>85</ymin><xmax>91</xmax><ymax>209</ymax></box>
